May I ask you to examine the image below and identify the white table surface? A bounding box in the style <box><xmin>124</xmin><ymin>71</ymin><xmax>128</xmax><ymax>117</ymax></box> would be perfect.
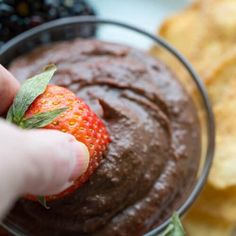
<box><xmin>87</xmin><ymin>0</ymin><xmax>191</xmax><ymax>48</ymax></box>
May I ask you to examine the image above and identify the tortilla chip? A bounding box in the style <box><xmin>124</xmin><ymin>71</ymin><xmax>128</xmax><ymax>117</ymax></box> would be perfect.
<box><xmin>188</xmin><ymin>184</ymin><xmax>236</xmax><ymax>223</ymax></box>
<box><xmin>203</xmin><ymin>50</ymin><xmax>236</xmax><ymax>189</ymax></box>
<box><xmin>158</xmin><ymin>2</ymin><xmax>205</xmax><ymax>60</ymax></box>
<box><xmin>203</xmin><ymin>0</ymin><xmax>236</xmax><ymax>39</ymax></box>
<box><xmin>208</xmin><ymin>96</ymin><xmax>236</xmax><ymax>188</ymax></box>
<box><xmin>184</xmin><ymin>210</ymin><xmax>234</xmax><ymax>236</ymax></box>
<box><xmin>205</xmin><ymin>49</ymin><xmax>236</xmax><ymax>105</ymax></box>
<box><xmin>156</xmin><ymin>0</ymin><xmax>236</xmax><ymax>80</ymax></box>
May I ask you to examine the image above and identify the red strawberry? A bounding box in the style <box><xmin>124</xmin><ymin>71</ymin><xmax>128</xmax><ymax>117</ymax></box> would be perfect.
<box><xmin>6</xmin><ymin>65</ymin><xmax>110</xmax><ymax>205</ymax></box>
<box><xmin>25</xmin><ymin>85</ymin><xmax>110</xmax><ymax>201</ymax></box>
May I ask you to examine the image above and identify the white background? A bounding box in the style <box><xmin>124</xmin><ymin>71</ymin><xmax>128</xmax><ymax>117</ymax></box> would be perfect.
<box><xmin>88</xmin><ymin>0</ymin><xmax>191</xmax><ymax>33</ymax></box>
<box><xmin>87</xmin><ymin>0</ymin><xmax>191</xmax><ymax>48</ymax></box>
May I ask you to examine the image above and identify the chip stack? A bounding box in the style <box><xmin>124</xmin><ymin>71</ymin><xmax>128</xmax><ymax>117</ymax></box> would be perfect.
<box><xmin>151</xmin><ymin>0</ymin><xmax>236</xmax><ymax>235</ymax></box>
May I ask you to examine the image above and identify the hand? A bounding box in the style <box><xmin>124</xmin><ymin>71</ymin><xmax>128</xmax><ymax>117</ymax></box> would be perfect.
<box><xmin>0</xmin><ymin>65</ymin><xmax>89</xmax><ymax>219</ymax></box>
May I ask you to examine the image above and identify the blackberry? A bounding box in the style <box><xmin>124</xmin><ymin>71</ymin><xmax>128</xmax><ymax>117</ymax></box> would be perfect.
<box><xmin>0</xmin><ymin>0</ymin><xmax>96</xmax><ymax>46</ymax></box>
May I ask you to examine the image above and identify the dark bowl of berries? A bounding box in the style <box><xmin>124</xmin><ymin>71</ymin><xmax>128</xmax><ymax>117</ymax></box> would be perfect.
<box><xmin>0</xmin><ymin>0</ymin><xmax>96</xmax><ymax>47</ymax></box>
<box><xmin>0</xmin><ymin>17</ymin><xmax>215</xmax><ymax>236</ymax></box>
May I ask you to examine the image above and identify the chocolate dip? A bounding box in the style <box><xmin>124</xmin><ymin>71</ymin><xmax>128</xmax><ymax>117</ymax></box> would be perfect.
<box><xmin>6</xmin><ymin>39</ymin><xmax>200</xmax><ymax>236</ymax></box>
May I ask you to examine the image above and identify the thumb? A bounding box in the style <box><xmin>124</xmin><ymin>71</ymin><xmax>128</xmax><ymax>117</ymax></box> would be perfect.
<box><xmin>21</xmin><ymin>129</ymin><xmax>90</xmax><ymax>196</ymax></box>
<box><xmin>0</xmin><ymin>120</ymin><xmax>89</xmax><ymax>218</ymax></box>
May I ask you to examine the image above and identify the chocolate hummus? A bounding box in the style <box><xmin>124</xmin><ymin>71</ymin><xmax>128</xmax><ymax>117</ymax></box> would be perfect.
<box><xmin>7</xmin><ymin>40</ymin><xmax>200</xmax><ymax>235</ymax></box>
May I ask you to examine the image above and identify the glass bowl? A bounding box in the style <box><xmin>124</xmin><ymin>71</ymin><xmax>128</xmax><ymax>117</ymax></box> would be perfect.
<box><xmin>0</xmin><ymin>17</ymin><xmax>215</xmax><ymax>236</ymax></box>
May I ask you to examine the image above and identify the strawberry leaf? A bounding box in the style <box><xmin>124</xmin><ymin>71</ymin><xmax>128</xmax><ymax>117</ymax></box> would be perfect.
<box><xmin>21</xmin><ymin>107</ymin><xmax>67</xmax><ymax>129</ymax></box>
<box><xmin>37</xmin><ymin>196</ymin><xmax>49</xmax><ymax>209</ymax></box>
<box><xmin>6</xmin><ymin>64</ymin><xmax>57</xmax><ymax>125</ymax></box>
<box><xmin>160</xmin><ymin>213</ymin><xmax>185</xmax><ymax>236</ymax></box>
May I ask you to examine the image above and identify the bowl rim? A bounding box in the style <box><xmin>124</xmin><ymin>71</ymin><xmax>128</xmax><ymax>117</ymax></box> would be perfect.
<box><xmin>0</xmin><ymin>16</ymin><xmax>215</xmax><ymax>236</ymax></box>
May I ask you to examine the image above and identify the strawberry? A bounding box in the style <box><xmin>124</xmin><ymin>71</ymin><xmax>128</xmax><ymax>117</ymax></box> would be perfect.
<box><xmin>26</xmin><ymin>85</ymin><xmax>110</xmax><ymax>200</ymax></box>
<box><xmin>7</xmin><ymin>65</ymin><xmax>110</xmax><ymax>207</ymax></box>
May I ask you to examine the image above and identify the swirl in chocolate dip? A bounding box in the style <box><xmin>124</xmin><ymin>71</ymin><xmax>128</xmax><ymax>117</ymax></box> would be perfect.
<box><xmin>6</xmin><ymin>40</ymin><xmax>200</xmax><ymax>236</ymax></box>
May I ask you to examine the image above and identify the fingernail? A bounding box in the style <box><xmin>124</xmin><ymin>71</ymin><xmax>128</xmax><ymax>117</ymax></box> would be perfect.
<box><xmin>70</xmin><ymin>142</ymin><xmax>90</xmax><ymax>181</ymax></box>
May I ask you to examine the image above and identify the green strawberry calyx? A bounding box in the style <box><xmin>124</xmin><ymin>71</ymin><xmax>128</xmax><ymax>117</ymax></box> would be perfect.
<box><xmin>160</xmin><ymin>213</ymin><xmax>185</xmax><ymax>236</ymax></box>
<box><xmin>7</xmin><ymin>64</ymin><xmax>67</xmax><ymax>209</ymax></box>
